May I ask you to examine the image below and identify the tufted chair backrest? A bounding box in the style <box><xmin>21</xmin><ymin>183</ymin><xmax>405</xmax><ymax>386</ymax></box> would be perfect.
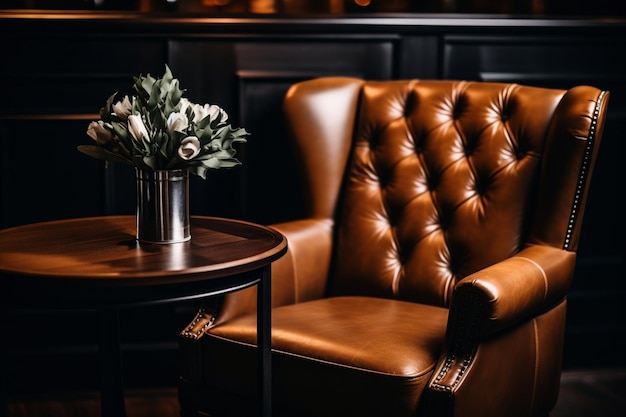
<box><xmin>298</xmin><ymin>79</ymin><xmax>607</xmax><ymax>308</ymax></box>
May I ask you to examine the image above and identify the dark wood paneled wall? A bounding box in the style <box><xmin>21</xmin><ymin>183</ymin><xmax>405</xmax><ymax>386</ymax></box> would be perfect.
<box><xmin>1</xmin><ymin>12</ymin><xmax>624</xmax><ymax>393</ymax></box>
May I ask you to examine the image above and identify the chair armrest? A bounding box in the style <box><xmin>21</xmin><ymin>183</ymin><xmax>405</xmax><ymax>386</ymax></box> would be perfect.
<box><xmin>421</xmin><ymin>244</ymin><xmax>575</xmax><ymax>410</ymax></box>
<box><xmin>180</xmin><ymin>218</ymin><xmax>334</xmax><ymax>339</ymax></box>
<box><xmin>452</xmin><ymin>244</ymin><xmax>575</xmax><ymax>337</ymax></box>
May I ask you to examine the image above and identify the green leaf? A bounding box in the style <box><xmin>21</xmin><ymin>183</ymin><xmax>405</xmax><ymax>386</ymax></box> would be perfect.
<box><xmin>197</xmin><ymin>126</ymin><xmax>214</xmax><ymax>144</ymax></box>
<box><xmin>164</xmin><ymin>133</ymin><xmax>181</xmax><ymax>158</ymax></box>
<box><xmin>169</xmin><ymin>79</ymin><xmax>184</xmax><ymax>106</ymax></box>
<box><xmin>142</xmin><ymin>74</ymin><xmax>157</xmax><ymax>94</ymax></box>
<box><xmin>223</xmin><ymin>128</ymin><xmax>249</xmax><ymax>148</ymax></box>
<box><xmin>110</xmin><ymin>121</ymin><xmax>132</xmax><ymax>144</ymax></box>
<box><xmin>188</xmin><ymin>164</ymin><xmax>209</xmax><ymax>180</ymax></box>
<box><xmin>142</xmin><ymin>155</ymin><xmax>158</xmax><ymax>171</ymax></box>
<box><xmin>196</xmin><ymin>114</ymin><xmax>213</xmax><ymax>130</ymax></box>
<box><xmin>216</xmin><ymin>159</ymin><xmax>243</xmax><ymax>168</ymax></box>
<box><xmin>156</xmin><ymin>131</ymin><xmax>170</xmax><ymax>158</ymax></box>
<box><xmin>149</xmin><ymin>107</ymin><xmax>166</xmax><ymax>133</ymax></box>
<box><xmin>148</xmin><ymin>79</ymin><xmax>162</xmax><ymax>109</ymax></box>
<box><xmin>77</xmin><ymin>145</ymin><xmax>133</xmax><ymax>165</ymax></box>
<box><xmin>161</xmin><ymin>67</ymin><xmax>173</xmax><ymax>88</ymax></box>
<box><xmin>100</xmin><ymin>92</ymin><xmax>118</xmax><ymax>121</ymax></box>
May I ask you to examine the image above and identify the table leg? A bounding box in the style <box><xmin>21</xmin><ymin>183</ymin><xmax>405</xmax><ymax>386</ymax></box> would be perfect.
<box><xmin>258</xmin><ymin>265</ymin><xmax>272</xmax><ymax>417</ymax></box>
<box><xmin>98</xmin><ymin>309</ymin><xmax>127</xmax><ymax>417</ymax></box>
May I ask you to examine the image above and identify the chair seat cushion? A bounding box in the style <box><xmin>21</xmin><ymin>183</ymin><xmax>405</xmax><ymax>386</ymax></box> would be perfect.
<box><xmin>195</xmin><ymin>296</ymin><xmax>448</xmax><ymax>417</ymax></box>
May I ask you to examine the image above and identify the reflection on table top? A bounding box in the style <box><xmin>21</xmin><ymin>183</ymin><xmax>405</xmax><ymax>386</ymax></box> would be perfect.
<box><xmin>0</xmin><ymin>215</ymin><xmax>287</xmax><ymax>308</ymax></box>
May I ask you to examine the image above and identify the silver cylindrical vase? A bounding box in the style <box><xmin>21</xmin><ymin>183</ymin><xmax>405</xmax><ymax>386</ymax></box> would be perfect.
<box><xmin>136</xmin><ymin>168</ymin><xmax>191</xmax><ymax>244</ymax></box>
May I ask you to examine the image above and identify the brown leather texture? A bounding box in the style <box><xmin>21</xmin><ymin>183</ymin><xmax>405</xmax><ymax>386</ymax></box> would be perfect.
<box><xmin>178</xmin><ymin>78</ymin><xmax>609</xmax><ymax>417</ymax></box>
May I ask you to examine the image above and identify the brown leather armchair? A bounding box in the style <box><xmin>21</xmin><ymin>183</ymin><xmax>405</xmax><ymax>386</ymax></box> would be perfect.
<box><xmin>178</xmin><ymin>78</ymin><xmax>609</xmax><ymax>417</ymax></box>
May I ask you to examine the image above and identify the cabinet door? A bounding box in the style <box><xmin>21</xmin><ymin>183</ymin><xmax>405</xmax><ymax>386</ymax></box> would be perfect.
<box><xmin>443</xmin><ymin>35</ymin><xmax>626</xmax><ymax>90</ymax></box>
<box><xmin>169</xmin><ymin>38</ymin><xmax>395</xmax><ymax>224</ymax></box>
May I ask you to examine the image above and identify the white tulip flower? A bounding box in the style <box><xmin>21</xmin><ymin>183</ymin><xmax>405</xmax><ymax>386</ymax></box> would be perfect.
<box><xmin>178</xmin><ymin>136</ymin><xmax>201</xmax><ymax>160</ymax></box>
<box><xmin>86</xmin><ymin>121</ymin><xmax>114</xmax><ymax>145</ymax></box>
<box><xmin>207</xmin><ymin>104</ymin><xmax>228</xmax><ymax>125</ymax></box>
<box><xmin>167</xmin><ymin>112</ymin><xmax>189</xmax><ymax>135</ymax></box>
<box><xmin>128</xmin><ymin>115</ymin><xmax>150</xmax><ymax>142</ymax></box>
<box><xmin>112</xmin><ymin>95</ymin><xmax>132</xmax><ymax>121</ymax></box>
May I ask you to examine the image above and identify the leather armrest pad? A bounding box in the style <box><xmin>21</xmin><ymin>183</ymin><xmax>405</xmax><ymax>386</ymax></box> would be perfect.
<box><xmin>453</xmin><ymin>244</ymin><xmax>575</xmax><ymax>336</ymax></box>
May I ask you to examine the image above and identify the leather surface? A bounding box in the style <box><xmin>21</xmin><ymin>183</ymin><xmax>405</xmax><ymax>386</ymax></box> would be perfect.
<box><xmin>331</xmin><ymin>81</ymin><xmax>572</xmax><ymax>306</ymax></box>
<box><xmin>199</xmin><ymin>297</ymin><xmax>448</xmax><ymax>417</ymax></box>
<box><xmin>178</xmin><ymin>78</ymin><xmax>609</xmax><ymax>417</ymax></box>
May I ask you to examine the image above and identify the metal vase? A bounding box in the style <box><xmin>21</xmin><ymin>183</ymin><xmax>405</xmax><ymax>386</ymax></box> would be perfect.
<box><xmin>135</xmin><ymin>168</ymin><xmax>191</xmax><ymax>244</ymax></box>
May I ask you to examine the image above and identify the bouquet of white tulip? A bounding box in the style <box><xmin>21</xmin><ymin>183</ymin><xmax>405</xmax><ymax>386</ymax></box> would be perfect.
<box><xmin>78</xmin><ymin>65</ymin><xmax>249</xmax><ymax>179</ymax></box>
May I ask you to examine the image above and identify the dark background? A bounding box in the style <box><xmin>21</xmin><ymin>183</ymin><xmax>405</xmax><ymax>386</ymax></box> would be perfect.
<box><xmin>1</xmin><ymin>2</ymin><xmax>625</xmax><ymax>395</ymax></box>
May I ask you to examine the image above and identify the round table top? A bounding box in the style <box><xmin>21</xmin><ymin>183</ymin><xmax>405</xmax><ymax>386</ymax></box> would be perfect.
<box><xmin>0</xmin><ymin>215</ymin><xmax>287</xmax><ymax>307</ymax></box>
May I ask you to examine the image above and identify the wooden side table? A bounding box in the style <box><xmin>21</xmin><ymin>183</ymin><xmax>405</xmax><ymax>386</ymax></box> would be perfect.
<box><xmin>0</xmin><ymin>215</ymin><xmax>287</xmax><ymax>417</ymax></box>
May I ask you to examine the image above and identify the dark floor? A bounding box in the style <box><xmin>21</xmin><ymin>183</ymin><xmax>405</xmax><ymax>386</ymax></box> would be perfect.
<box><xmin>8</xmin><ymin>388</ymin><xmax>180</xmax><ymax>417</ymax></box>
<box><xmin>7</xmin><ymin>367</ymin><xmax>626</xmax><ymax>417</ymax></box>
<box><xmin>551</xmin><ymin>367</ymin><xmax>626</xmax><ymax>417</ymax></box>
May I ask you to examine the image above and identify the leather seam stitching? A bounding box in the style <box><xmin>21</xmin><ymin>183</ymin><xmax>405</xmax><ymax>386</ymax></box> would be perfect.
<box><xmin>517</xmin><ymin>256</ymin><xmax>549</xmax><ymax>299</ymax></box>
<box><xmin>430</xmin><ymin>289</ymin><xmax>482</xmax><ymax>392</ymax></box>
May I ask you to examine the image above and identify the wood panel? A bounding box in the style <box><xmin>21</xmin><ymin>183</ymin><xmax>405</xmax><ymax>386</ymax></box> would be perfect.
<box><xmin>2</xmin><ymin>37</ymin><xmax>167</xmax><ymax>116</ymax></box>
<box><xmin>168</xmin><ymin>37</ymin><xmax>395</xmax><ymax>223</ymax></box>
<box><xmin>0</xmin><ymin>118</ymin><xmax>105</xmax><ymax>228</ymax></box>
